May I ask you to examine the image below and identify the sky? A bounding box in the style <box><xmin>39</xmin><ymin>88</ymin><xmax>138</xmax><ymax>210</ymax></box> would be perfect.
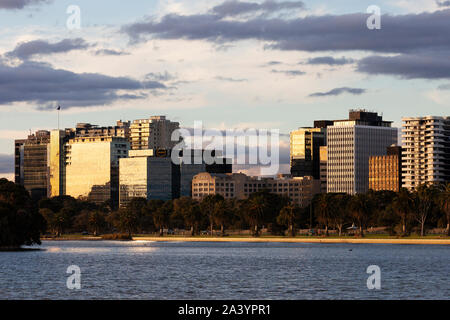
<box><xmin>0</xmin><ymin>0</ymin><xmax>449</xmax><ymax>180</ymax></box>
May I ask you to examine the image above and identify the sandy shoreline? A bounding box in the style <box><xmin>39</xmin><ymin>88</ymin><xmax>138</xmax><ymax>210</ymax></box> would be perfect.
<box><xmin>132</xmin><ymin>237</ymin><xmax>450</xmax><ymax>245</ymax></box>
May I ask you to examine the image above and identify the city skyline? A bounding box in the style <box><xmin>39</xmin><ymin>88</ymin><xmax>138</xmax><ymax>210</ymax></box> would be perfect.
<box><xmin>1</xmin><ymin>0</ymin><xmax>450</xmax><ymax>180</ymax></box>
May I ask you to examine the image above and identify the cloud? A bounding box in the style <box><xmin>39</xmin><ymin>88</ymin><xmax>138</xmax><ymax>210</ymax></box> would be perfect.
<box><xmin>436</xmin><ymin>1</ymin><xmax>450</xmax><ymax>7</ymax></box>
<box><xmin>146</xmin><ymin>71</ymin><xmax>177</xmax><ymax>82</ymax></box>
<box><xmin>0</xmin><ymin>154</ymin><xmax>13</xmax><ymax>174</ymax></box>
<box><xmin>357</xmin><ymin>53</ymin><xmax>450</xmax><ymax>79</ymax></box>
<box><xmin>215</xmin><ymin>76</ymin><xmax>248</xmax><ymax>82</ymax></box>
<box><xmin>305</xmin><ymin>56</ymin><xmax>355</xmax><ymax>66</ymax></box>
<box><xmin>211</xmin><ymin>0</ymin><xmax>305</xmax><ymax>18</ymax></box>
<box><xmin>122</xmin><ymin>6</ymin><xmax>450</xmax><ymax>55</ymax></box>
<box><xmin>438</xmin><ymin>83</ymin><xmax>450</xmax><ymax>90</ymax></box>
<box><xmin>6</xmin><ymin>38</ymin><xmax>91</xmax><ymax>60</ymax></box>
<box><xmin>309</xmin><ymin>87</ymin><xmax>366</xmax><ymax>97</ymax></box>
<box><xmin>94</xmin><ymin>49</ymin><xmax>129</xmax><ymax>56</ymax></box>
<box><xmin>0</xmin><ymin>0</ymin><xmax>50</xmax><ymax>10</ymax></box>
<box><xmin>271</xmin><ymin>69</ymin><xmax>305</xmax><ymax>76</ymax></box>
<box><xmin>0</xmin><ymin>61</ymin><xmax>166</xmax><ymax>109</ymax></box>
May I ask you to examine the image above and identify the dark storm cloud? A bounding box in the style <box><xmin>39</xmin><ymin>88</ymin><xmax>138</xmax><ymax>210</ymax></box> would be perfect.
<box><xmin>306</xmin><ymin>56</ymin><xmax>355</xmax><ymax>66</ymax></box>
<box><xmin>6</xmin><ymin>38</ymin><xmax>91</xmax><ymax>60</ymax></box>
<box><xmin>0</xmin><ymin>154</ymin><xmax>13</xmax><ymax>174</ymax></box>
<box><xmin>123</xmin><ymin>7</ymin><xmax>450</xmax><ymax>54</ymax></box>
<box><xmin>0</xmin><ymin>61</ymin><xmax>166</xmax><ymax>109</ymax></box>
<box><xmin>211</xmin><ymin>0</ymin><xmax>305</xmax><ymax>18</ymax></box>
<box><xmin>357</xmin><ymin>53</ymin><xmax>450</xmax><ymax>79</ymax></box>
<box><xmin>309</xmin><ymin>87</ymin><xmax>366</xmax><ymax>97</ymax></box>
<box><xmin>94</xmin><ymin>49</ymin><xmax>130</xmax><ymax>56</ymax></box>
<box><xmin>0</xmin><ymin>0</ymin><xmax>50</xmax><ymax>9</ymax></box>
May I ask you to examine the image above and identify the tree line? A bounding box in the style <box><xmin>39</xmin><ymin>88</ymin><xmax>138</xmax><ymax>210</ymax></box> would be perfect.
<box><xmin>1</xmin><ymin>177</ymin><xmax>449</xmax><ymax>249</ymax></box>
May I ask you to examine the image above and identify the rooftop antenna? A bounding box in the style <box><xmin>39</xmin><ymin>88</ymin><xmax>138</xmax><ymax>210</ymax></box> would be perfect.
<box><xmin>57</xmin><ymin>105</ymin><xmax>61</xmax><ymax>131</ymax></box>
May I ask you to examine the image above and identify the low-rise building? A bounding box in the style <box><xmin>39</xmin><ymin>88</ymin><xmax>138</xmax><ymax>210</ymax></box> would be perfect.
<box><xmin>192</xmin><ymin>173</ymin><xmax>320</xmax><ymax>207</ymax></box>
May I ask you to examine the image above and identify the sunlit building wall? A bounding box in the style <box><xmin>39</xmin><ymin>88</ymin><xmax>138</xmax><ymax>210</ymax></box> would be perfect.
<box><xmin>65</xmin><ymin>136</ymin><xmax>129</xmax><ymax>206</ymax></box>
<box><xmin>130</xmin><ymin>116</ymin><xmax>179</xmax><ymax>150</ymax></box>
<box><xmin>369</xmin><ymin>146</ymin><xmax>402</xmax><ymax>192</ymax></box>
<box><xmin>48</xmin><ymin>130</ymin><xmax>67</xmax><ymax>198</ymax></box>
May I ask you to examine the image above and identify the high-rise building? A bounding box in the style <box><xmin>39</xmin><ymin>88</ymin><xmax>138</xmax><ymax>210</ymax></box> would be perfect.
<box><xmin>14</xmin><ymin>130</ymin><xmax>50</xmax><ymax>200</ymax></box>
<box><xmin>319</xmin><ymin>146</ymin><xmax>328</xmax><ymax>193</ymax></box>
<box><xmin>119</xmin><ymin>150</ymin><xmax>180</xmax><ymax>207</ymax></box>
<box><xmin>327</xmin><ymin>110</ymin><xmax>398</xmax><ymax>194</ymax></box>
<box><xmin>290</xmin><ymin>127</ymin><xmax>326</xmax><ymax>179</ymax></box>
<box><xmin>192</xmin><ymin>173</ymin><xmax>320</xmax><ymax>208</ymax></box>
<box><xmin>369</xmin><ymin>146</ymin><xmax>403</xmax><ymax>192</ymax></box>
<box><xmin>64</xmin><ymin>136</ymin><xmax>129</xmax><ymax>206</ymax></box>
<box><xmin>402</xmin><ymin>116</ymin><xmax>450</xmax><ymax>190</ymax></box>
<box><xmin>130</xmin><ymin>116</ymin><xmax>179</xmax><ymax>150</ymax></box>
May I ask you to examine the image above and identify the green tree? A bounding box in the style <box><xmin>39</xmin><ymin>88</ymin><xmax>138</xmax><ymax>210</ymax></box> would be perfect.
<box><xmin>117</xmin><ymin>208</ymin><xmax>139</xmax><ymax>237</ymax></box>
<box><xmin>213</xmin><ymin>199</ymin><xmax>232</xmax><ymax>236</ymax></box>
<box><xmin>315</xmin><ymin>194</ymin><xmax>333</xmax><ymax>236</ymax></box>
<box><xmin>88</xmin><ymin>211</ymin><xmax>106</xmax><ymax>236</ymax></box>
<box><xmin>331</xmin><ymin>194</ymin><xmax>351</xmax><ymax>237</ymax></box>
<box><xmin>201</xmin><ymin>194</ymin><xmax>224</xmax><ymax>236</ymax></box>
<box><xmin>413</xmin><ymin>184</ymin><xmax>438</xmax><ymax>237</ymax></box>
<box><xmin>393</xmin><ymin>188</ymin><xmax>413</xmax><ymax>235</ymax></box>
<box><xmin>349</xmin><ymin>193</ymin><xmax>373</xmax><ymax>237</ymax></box>
<box><xmin>153</xmin><ymin>201</ymin><xmax>172</xmax><ymax>236</ymax></box>
<box><xmin>440</xmin><ymin>183</ymin><xmax>450</xmax><ymax>236</ymax></box>
<box><xmin>277</xmin><ymin>203</ymin><xmax>301</xmax><ymax>237</ymax></box>
<box><xmin>174</xmin><ymin>197</ymin><xmax>203</xmax><ymax>236</ymax></box>
<box><xmin>245</xmin><ymin>194</ymin><xmax>267</xmax><ymax>237</ymax></box>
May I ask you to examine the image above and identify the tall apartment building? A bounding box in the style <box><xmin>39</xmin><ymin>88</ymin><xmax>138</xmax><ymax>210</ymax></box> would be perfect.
<box><xmin>192</xmin><ymin>173</ymin><xmax>320</xmax><ymax>208</ymax></box>
<box><xmin>369</xmin><ymin>146</ymin><xmax>403</xmax><ymax>192</ymax></box>
<box><xmin>290</xmin><ymin>127</ymin><xmax>326</xmax><ymax>179</ymax></box>
<box><xmin>119</xmin><ymin>150</ymin><xmax>180</xmax><ymax>207</ymax></box>
<box><xmin>64</xmin><ymin>136</ymin><xmax>130</xmax><ymax>206</ymax></box>
<box><xmin>14</xmin><ymin>130</ymin><xmax>50</xmax><ymax>200</ymax></box>
<box><xmin>130</xmin><ymin>116</ymin><xmax>179</xmax><ymax>150</ymax></box>
<box><xmin>402</xmin><ymin>116</ymin><xmax>450</xmax><ymax>190</ymax></box>
<box><xmin>327</xmin><ymin>110</ymin><xmax>398</xmax><ymax>194</ymax></box>
<box><xmin>319</xmin><ymin>146</ymin><xmax>328</xmax><ymax>193</ymax></box>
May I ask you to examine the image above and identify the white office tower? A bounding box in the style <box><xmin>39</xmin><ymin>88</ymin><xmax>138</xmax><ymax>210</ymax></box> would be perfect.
<box><xmin>327</xmin><ymin>110</ymin><xmax>398</xmax><ymax>195</ymax></box>
<box><xmin>402</xmin><ymin>116</ymin><xmax>450</xmax><ymax>190</ymax></box>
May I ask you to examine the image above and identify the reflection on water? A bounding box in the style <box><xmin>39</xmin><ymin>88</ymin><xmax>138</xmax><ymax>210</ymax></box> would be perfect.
<box><xmin>1</xmin><ymin>241</ymin><xmax>449</xmax><ymax>300</ymax></box>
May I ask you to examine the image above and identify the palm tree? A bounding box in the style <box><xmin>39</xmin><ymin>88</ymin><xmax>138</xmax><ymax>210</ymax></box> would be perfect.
<box><xmin>315</xmin><ymin>194</ymin><xmax>333</xmax><ymax>236</ymax></box>
<box><xmin>213</xmin><ymin>199</ymin><xmax>231</xmax><ymax>236</ymax></box>
<box><xmin>277</xmin><ymin>203</ymin><xmax>299</xmax><ymax>237</ymax></box>
<box><xmin>88</xmin><ymin>211</ymin><xmax>106</xmax><ymax>236</ymax></box>
<box><xmin>153</xmin><ymin>201</ymin><xmax>172</xmax><ymax>236</ymax></box>
<box><xmin>246</xmin><ymin>195</ymin><xmax>266</xmax><ymax>237</ymax></box>
<box><xmin>349</xmin><ymin>194</ymin><xmax>371</xmax><ymax>237</ymax></box>
<box><xmin>201</xmin><ymin>195</ymin><xmax>224</xmax><ymax>236</ymax></box>
<box><xmin>392</xmin><ymin>188</ymin><xmax>413</xmax><ymax>235</ymax></box>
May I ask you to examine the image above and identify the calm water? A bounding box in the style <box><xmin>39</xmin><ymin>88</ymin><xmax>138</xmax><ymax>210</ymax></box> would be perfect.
<box><xmin>0</xmin><ymin>241</ymin><xmax>449</xmax><ymax>300</ymax></box>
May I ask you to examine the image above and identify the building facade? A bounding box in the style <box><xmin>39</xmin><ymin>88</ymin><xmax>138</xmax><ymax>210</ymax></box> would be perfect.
<box><xmin>119</xmin><ymin>150</ymin><xmax>179</xmax><ymax>207</ymax></box>
<box><xmin>130</xmin><ymin>116</ymin><xmax>179</xmax><ymax>150</ymax></box>
<box><xmin>402</xmin><ymin>116</ymin><xmax>450</xmax><ymax>190</ymax></box>
<box><xmin>14</xmin><ymin>130</ymin><xmax>50</xmax><ymax>200</ymax></box>
<box><xmin>369</xmin><ymin>146</ymin><xmax>402</xmax><ymax>192</ymax></box>
<box><xmin>319</xmin><ymin>146</ymin><xmax>328</xmax><ymax>193</ymax></box>
<box><xmin>192</xmin><ymin>173</ymin><xmax>320</xmax><ymax>208</ymax></box>
<box><xmin>290</xmin><ymin>127</ymin><xmax>326</xmax><ymax>179</ymax></box>
<box><xmin>64</xmin><ymin>136</ymin><xmax>129</xmax><ymax>206</ymax></box>
<box><xmin>327</xmin><ymin>110</ymin><xmax>398</xmax><ymax>194</ymax></box>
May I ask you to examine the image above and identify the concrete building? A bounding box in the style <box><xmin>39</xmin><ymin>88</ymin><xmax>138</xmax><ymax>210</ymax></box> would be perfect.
<box><xmin>64</xmin><ymin>136</ymin><xmax>129</xmax><ymax>206</ymax></box>
<box><xmin>192</xmin><ymin>173</ymin><xmax>320</xmax><ymax>208</ymax></box>
<box><xmin>130</xmin><ymin>116</ymin><xmax>179</xmax><ymax>150</ymax></box>
<box><xmin>70</xmin><ymin>121</ymin><xmax>130</xmax><ymax>140</ymax></box>
<box><xmin>119</xmin><ymin>150</ymin><xmax>179</xmax><ymax>207</ymax></box>
<box><xmin>290</xmin><ymin>127</ymin><xmax>326</xmax><ymax>179</ymax></box>
<box><xmin>327</xmin><ymin>110</ymin><xmax>398</xmax><ymax>194</ymax></box>
<box><xmin>178</xmin><ymin>150</ymin><xmax>233</xmax><ymax>197</ymax></box>
<box><xmin>14</xmin><ymin>130</ymin><xmax>50</xmax><ymax>200</ymax></box>
<box><xmin>319</xmin><ymin>146</ymin><xmax>328</xmax><ymax>193</ymax></box>
<box><xmin>402</xmin><ymin>116</ymin><xmax>450</xmax><ymax>190</ymax></box>
<box><xmin>369</xmin><ymin>146</ymin><xmax>403</xmax><ymax>192</ymax></box>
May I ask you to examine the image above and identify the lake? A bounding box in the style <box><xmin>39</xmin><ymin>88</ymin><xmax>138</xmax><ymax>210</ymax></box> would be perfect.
<box><xmin>0</xmin><ymin>241</ymin><xmax>448</xmax><ymax>300</ymax></box>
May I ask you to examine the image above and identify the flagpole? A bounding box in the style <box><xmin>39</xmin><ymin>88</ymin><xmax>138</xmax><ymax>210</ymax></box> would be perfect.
<box><xmin>57</xmin><ymin>105</ymin><xmax>61</xmax><ymax>131</ymax></box>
